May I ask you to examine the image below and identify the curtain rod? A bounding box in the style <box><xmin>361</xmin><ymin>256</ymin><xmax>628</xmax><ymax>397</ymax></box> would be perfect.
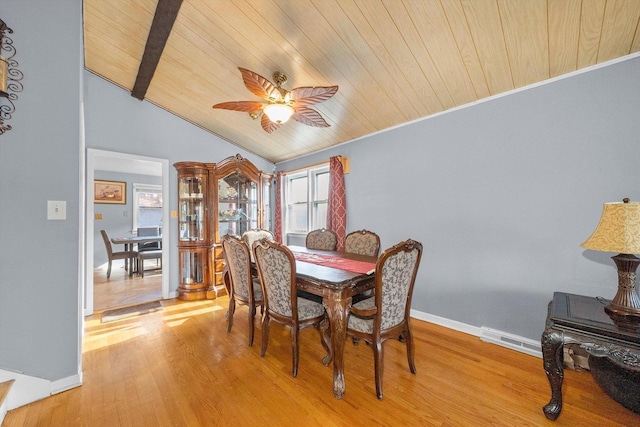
<box><xmin>278</xmin><ymin>156</ymin><xmax>348</xmax><ymax>175</ymax></box>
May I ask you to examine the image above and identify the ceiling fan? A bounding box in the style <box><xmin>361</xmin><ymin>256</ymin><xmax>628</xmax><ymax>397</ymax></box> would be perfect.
<box><xmin>212</xmin><ymin>67</ymin><xmax>338</xmax><ymax>133</ymax></box>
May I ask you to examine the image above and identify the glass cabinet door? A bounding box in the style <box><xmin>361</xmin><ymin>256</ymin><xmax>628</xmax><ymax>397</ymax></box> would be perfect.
<box><xmin>179</xmin><ymin>250</ymin><xmax>205</xmax><ymax>285</ymax></box>
<box><xmin>178</xmin><ymin>176</ymin><xmax>205</xmax><ymax>242</ymax></box>
<box><xmin>218</xmin><ymin>171</ymin><xmax>258</xmax><ymax>237</ymax></box>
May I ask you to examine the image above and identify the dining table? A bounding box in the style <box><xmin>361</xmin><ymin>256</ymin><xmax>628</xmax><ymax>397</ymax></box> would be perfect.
<box><xmin>111</xmin><ymin>235</ymin><xmax>163</xmax><ymax>273</ymax></box>
<box><xmin>288</xmin><ymin>245</ymin><xmax>377</xmax><ymax>399</ymax></box>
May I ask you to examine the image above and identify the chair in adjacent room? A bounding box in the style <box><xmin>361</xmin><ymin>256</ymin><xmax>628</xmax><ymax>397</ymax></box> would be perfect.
<box><xmin>346</xmin><ymin>239</ymin><xmax>423</xmax><ymax>399</ymax></box>
<box><xmin>345</xmin><ymin>229</ymin><xmax>381</xmax><ymax>257</ymax></box>
<box><xmin>241</xmin><ymin>228</ymin><xmax>273</xmax><ymax>262</ymax></box>
<box><xmin>100</xmin><ymin>229</ymin><xmax>138</xmax><ymax>278</ymax></box>
<box><xmin>222</xmin><ymin>234</ymin><xmax>264</xmax><ymax>346</ymax></box>
<box><xmin>305</xmin><ymin>228</ymin><xmax>338</xmax><ymax>251</ymax></box>
<box><xmin>253</xmin><ymin>238</ymin><xmax>329</xmax><ymax>377</ymax></box>
<box><xmin>137</xmin><ymin>249</ymin><xmax>162</xmax><ymax>277</ymax></box>
<box><xmin>137</xmin><ymin>226</ymin><xmax>161</xmax><ymax>252</ymax></box>
<box><xmin>136</xmin><ymin>227</ymin><xmax>162</xmax><ymax>276</ymax></box>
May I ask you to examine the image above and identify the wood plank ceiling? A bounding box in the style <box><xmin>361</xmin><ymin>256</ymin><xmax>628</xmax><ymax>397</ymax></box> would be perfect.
<box><xmin>83</xmin><ymin>0</ymin><xmax>640</xmax><ymax>164</ymax></box>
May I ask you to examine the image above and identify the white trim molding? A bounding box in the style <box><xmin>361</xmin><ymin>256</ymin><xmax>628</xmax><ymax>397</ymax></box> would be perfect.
<box><xmin>410</xmin><ymin>309</ymin><xmax>542</xmax><ymax>358</ymax></box>
<box><xmin>0</xmin><ymin>369</ymin><xmax>81</xmax><ymax>411</ymax></box>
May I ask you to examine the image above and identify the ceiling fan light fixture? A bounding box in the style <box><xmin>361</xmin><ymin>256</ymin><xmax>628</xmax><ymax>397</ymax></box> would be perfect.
<box><xmin>263</xmin><ymin>103</ymin><xmax>294</xmax><ymax>124</ymax></box>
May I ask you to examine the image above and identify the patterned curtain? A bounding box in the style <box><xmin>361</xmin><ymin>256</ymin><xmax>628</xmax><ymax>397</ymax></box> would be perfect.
<box><xmin>327</xmin><ymin>156</ymin><xmax>347</xmax><ymax>251</ymax></box>
<box><xmin>273</xmin><ymin>171</ymin><xmax>284</xmax><ymax>243</ymax></box>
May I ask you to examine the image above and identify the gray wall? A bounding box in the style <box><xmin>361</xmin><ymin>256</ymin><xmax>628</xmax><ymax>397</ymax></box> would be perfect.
<box><xmin>0</xmin><ymin>1</ymin><xmax>82</xmax><ymax>380</ymax></box>
<box><xmin>277</xmin><ymin>56</ymin><xmax>640</xmax><ymax>341</ymax></box>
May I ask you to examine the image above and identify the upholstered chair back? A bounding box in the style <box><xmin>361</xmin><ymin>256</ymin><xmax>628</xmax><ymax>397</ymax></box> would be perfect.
<box><xmin>241</xmin><ymin>229</ymin><xmax>274</xmax><ymax>261</ymax></box>
<box><xmin>348</xmin><ymin>239</ymin><xmax>423</xmax><ymax>333</ymax></box>
<box><xmin>345</xmin><ymin>229</ymin><xmax>381</xmax><ymax>257</ymax></box>
<box><xmin>253</xmin><ymin>239</ymin><xmax>294</xmax><ymax>317</ymax></box>
<box><xmin>380</xmin><ymin>244</ymin><xmax>420</xmax><ymax>330</ymax></box>
<box><xmin>222</xmin><ymin>234</ymin><xmax>255</xmax><ymax>300</ymax></box>
<box><xmin>305</xmin><ymin>228</ymin><xmax>338</xmax><ymax>251</ymax></box>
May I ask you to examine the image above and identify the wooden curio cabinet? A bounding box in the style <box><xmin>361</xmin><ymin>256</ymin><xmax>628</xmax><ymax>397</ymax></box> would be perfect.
<box><xmin>174</xmin><ymin>155</ymin><xmax>272</xmax><ymax>301</ymax></box>
<box><xmin>174</xmin><ymin>162</ymin><xmax>212</xmax><ymax>300</ymax></box>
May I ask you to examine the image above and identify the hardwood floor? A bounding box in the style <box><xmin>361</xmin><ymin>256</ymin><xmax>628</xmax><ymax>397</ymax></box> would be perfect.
<box><xmin>5</xmin><ymin>297</ymin><xmax>639</xmax><ymax>426</ymax></box>
<box><xmin>93</xmin><ymin>259</ymin><xmax>162</xmax><ymax>312</ymax></box>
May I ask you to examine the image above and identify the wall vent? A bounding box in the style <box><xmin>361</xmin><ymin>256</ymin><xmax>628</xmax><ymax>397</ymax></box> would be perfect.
<box><xmin>480</xmin><ymin>327</ymin><xmax>542</xmax><ymax>358</ymax></box>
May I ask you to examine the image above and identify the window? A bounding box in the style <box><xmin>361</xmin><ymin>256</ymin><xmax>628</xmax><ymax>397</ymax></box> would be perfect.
<box><xmin>133</xmin><ymin>183</ymin><xmax>163</xmax><ymax>231</ymax></box>
<box><xmin>284</xmin><ymin>164</ymin><xmax>329</xmax><ymax>235</ymax></box>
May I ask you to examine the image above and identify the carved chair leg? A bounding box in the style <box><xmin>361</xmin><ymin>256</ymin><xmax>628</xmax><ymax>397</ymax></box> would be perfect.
<box><xmin>260</xmin><ymin>314</ymin><xmax>270</xmax><ymax>357</ymax></box>
<box><xmin>404</xmin><ymin>325</ymin><xmax>416</xmax><ymax>374</ymax></box>
<box><xmin>316</xmin><ymin>320</ymin><xmax>331</xmax><ymax>364</ymax></box>
<box><xmin>292</xmin><ymin>329</ymin><xmax>299</xmax><ymax>378</ymax></box>
<box><xmin>319</xmin><ymin>317</ymin><xmax>333</xmax><ymax>366</ymax></box>
<box><xmin>247</xmin><ymin>305</ymin><xmax>256</xmax><ymax>346</ymax></box>
<box><xmin>226</xmin><ymin>298</ymin><xmax>235</xmax><ymax>332</ymax></box>
<box><xmin>373</xmin><ymin>340</ymin><xmax>384</xmax><ymax>400</ymax></box>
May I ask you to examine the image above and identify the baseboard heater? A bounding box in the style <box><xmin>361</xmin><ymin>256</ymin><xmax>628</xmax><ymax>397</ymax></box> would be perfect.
<box><xmin>480</xmin><ymin>327</ymin><xmax>542</xmax><ymax>358</ymax></box>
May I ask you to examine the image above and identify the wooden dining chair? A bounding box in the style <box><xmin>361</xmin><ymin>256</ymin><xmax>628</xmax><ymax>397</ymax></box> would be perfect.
<box><xmin>222</xmin><ymin>234</ymin><xmax>264</xmax><ymax>346</ymax></box>
<box><xmin>137</xmin><ymin>249</ymin><xmax>162</xmax><ymax>277</ymax></box>
<box><xmin>345</xmin><ymin>229</ymin><xmax>381</xmax><ymax>257</ymax></box>
<box><xmin>305</xmin><ymin>228</ymin><xmax>337</xmax><ymax>251</ymax></box>
<box><xmin>137</xmin><ymin>227</ymin><xmax>161</xmax><ymax>252</ymax></box>
<box><xmin>346</xmin><ymin>239</ymin><xmax>423</xmax><ymax>399</ymax></box>
<box><xmin>241</xmin><ymin>229</ymin><xmax>273</xmax><ymax>262</ymax></box>
<box><xmin>100</xmin><ymin>230</ymin><xmax>138</xmax><ymax>278</ymax></box>
<box><xmin>253</xmin><ymin>238</ymin><xmax>329</xmax><ymax>377</ymax></box>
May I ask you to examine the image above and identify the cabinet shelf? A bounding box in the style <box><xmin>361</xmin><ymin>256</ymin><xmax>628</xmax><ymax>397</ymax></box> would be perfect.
<box><xmin>218</xmin><ymin>197</ymin><xmax>256</xmax><ymax>203</ymax></box>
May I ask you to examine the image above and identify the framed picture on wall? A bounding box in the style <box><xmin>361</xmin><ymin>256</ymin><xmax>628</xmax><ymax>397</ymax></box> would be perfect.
<box><xmin>94</xmin><ymin>179</ymin><xmax>126</xmax><ymax>204</ymax></box>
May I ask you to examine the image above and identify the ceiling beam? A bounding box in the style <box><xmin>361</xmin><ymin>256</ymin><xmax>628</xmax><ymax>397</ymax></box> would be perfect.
<box><xmin>131</xmin><ymin>0</ymin><xmax>183</xmax><ymax>101</ymax></box>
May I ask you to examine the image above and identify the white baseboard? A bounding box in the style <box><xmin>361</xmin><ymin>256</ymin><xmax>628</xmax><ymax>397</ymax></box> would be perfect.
<box><xmin>0</xmin><ymin>369</ymin><xmax>81</xmax><ymax>410</ymax></box>
<box><xmin>410</xmin><ymin>309</ymin><xmax>542</xmax><ymax>358</ymax></box>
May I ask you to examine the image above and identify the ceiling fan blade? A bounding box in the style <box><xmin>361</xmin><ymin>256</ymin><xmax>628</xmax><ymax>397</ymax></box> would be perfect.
<box><xmin>290</xmin><ymin>85</ymin><xmax>338</xmax><ymax>107</ymax></box>
<box><xmin>261</xmin><ymin>114</ymin><xmax>281</xmax><ymax>133</ymax></box>
<box><xmin>212</xmin><ymin>101</ymin><xmax>265</xmax><ymax>113</ymax></box>
<box><xmin>291</xmin><ymin>107</ymin><xmax>330</xmax><ymax>127</ymax></box>
<box><xmin>239</xmin><ymin>67</ymin><xmax>280</xmax><ymax>100</ymax></box>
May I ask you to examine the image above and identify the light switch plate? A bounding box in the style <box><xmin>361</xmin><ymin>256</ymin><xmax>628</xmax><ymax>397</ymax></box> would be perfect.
<box><xmin>47</xmin><ymin>200</ymin><xmax>66</xmax><ymax>220</ymax></box>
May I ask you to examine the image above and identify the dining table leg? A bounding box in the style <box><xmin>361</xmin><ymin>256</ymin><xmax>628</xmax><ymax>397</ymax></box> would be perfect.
<box><xmin>322</xmin><ymin>294</ymin><xmax>352</xmax><ymax>399</ymax></box>
<box><xmin>124</xmin><ymin>243</ymin><xmax>130</xmax><ymax>273</ymax></box>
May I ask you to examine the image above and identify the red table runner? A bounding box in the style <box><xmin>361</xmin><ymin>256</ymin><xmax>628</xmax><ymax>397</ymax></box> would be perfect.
<box><xmin>293</xmin><ymin>251</ymin><xmax>376</xmax><ymax>275</ymax></box>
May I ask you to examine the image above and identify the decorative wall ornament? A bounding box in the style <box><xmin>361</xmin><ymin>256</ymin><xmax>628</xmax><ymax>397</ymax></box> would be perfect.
<box><xmin>0</xmin><ymin>18</ymin><xmax>23</xmax><ymax>135</ymax></box>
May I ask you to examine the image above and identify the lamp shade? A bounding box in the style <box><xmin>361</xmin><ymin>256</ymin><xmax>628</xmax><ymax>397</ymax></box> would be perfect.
<box><xmin>581</xmin><ymin>200</ymin><xmax>640</xmax><ymax>254</ymax></box>
<box><xmin>263</xmin><ymin>103</ymin><xmax>294</xmax><ymax>124</ymax></box>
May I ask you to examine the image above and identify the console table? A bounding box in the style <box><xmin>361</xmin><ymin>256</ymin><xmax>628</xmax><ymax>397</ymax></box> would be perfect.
<box><xmin>542</xmin><ymin>292</ymin><xmax>640</xmax><ymax>420</ymax></box>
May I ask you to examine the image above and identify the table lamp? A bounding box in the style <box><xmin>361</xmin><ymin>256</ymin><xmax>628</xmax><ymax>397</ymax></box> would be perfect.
<box><xmin>581</xmin><ymin>198</ymin><xmax>640</xmax><ymax>330</ymax></box>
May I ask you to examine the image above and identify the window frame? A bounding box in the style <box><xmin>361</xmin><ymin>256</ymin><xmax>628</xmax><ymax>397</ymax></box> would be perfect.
<box><xmin>283</xmin><ymin>163</ymin><xmax>330</xmax><ymax>239</ymax></box>
<box><xmin>132</xmin><ymin>183</ymin><xmax>163</xmax><ymax>231</ymax></box>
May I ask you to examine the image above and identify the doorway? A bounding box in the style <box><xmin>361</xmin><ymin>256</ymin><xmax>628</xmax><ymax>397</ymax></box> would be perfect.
<box><xmin>86</xmin><ymin>149</ymin><xmax>170</xmax><ymax>316</ymax></box>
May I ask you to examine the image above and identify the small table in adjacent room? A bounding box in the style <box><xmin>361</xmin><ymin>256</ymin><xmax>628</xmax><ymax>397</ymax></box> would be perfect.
<box><xmin>111</xmin><ymin>235</ymin><xmax>163</xmax><ymax>273</ymax></box>
<box><xmin>541</xmin><ymin>292</ymin><xmax>640</xmax><ymax>420</ymax></box>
